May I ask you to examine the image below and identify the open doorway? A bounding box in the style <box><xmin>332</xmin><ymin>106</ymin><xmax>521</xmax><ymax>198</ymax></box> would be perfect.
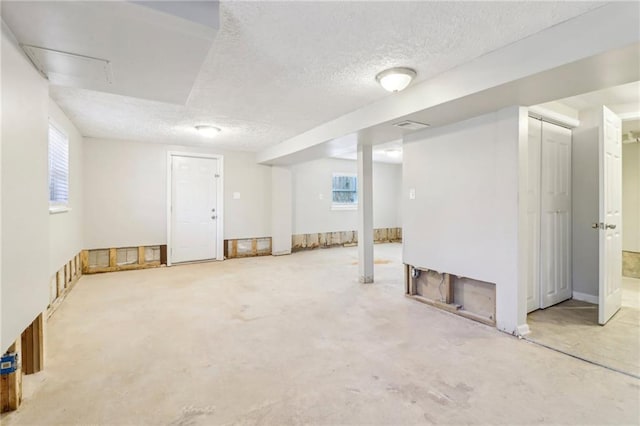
<box><xmin>524</xmin><ymin>81</ymin><xmax>640</xmax><ymax>378</ymax></box>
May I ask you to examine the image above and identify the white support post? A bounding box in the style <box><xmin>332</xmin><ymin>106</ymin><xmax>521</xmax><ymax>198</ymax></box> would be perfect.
<box><xmin>357</xmin><ymin>143</ymin><xmax>374</xmax><ymax>283</ymax></box>
<box><xmin>271</xmin><ymin>166</ymin><xmax>292</xmax><ymax>256</ymax></box>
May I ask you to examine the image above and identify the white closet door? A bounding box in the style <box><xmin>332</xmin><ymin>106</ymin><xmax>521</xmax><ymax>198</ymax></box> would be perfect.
<box><xmin>526</xmin><ymin>117</ymin><xmax>542</xmax><ymax>313</ymax></box>
<box><xmin>540</xmin><ymin>121</ymin><xmax>572</xmax><ymax>308</ymax></box>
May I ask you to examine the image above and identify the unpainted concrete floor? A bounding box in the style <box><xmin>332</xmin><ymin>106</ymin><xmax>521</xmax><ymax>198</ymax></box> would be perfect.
<box><xmin>527</xmin><ymin>277</ymin><xmax>640</xmax><ymax>378</ymax></box>
<box><xmin>3</xmin><ymin>243</ymin><xmax>640</xmax><ymax>425</ymax></box>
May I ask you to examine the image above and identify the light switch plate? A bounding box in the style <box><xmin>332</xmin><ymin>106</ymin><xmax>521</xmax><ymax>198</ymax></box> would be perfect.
<box><xmin>409</xmin><ymin>188</ymin><xmax>416</xmax><ymax>200</ymax></box>
<box><xmin>233</xmin><ymin>192</ymin><xmax>241</xmax><ymax>200</ymax></box>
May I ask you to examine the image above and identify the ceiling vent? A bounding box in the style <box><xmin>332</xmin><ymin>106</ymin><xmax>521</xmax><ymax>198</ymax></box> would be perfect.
<box><xmin>22</xmin><ymin>45</ymin><xmax>113</xmax><ymax>88</ymax></box>
<box><xmin>392</xmin><ymin>120</ymin><xmax>430</xmax><ymax>130</ymax></box>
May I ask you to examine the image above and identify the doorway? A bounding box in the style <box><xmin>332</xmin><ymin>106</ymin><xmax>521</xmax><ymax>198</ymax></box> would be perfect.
<box><xmin>167</xmin><ymin>153</ymin><xmax>224</xmax><ymax>264</ymax></box>
<box><xmin>523</xmin><ymin>85</ymin><xmax>639</xmax><ymax>377</ymax></box>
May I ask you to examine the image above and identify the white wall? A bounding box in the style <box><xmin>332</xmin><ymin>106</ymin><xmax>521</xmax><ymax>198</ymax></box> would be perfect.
<box><xmin>1</xmin><ymin>23</ymin><xmax>50</xmax><ymax>351</ymax></box>
<box><xmin>83</xmin><ymin>138</ymin><xmax>271</xmax><ymax>249</ymax></box>
<box><xmin>49</xmin><ymin>100</ymin><xmax>84</xmax><ymax>275</ymax></box>
<box><xmin>291</xmin><ymin>158</ymin><xmax>401</xmax><ymax>234</ymax></box>
<box><xmin>623</xmin><ymin>142</ymin><xmax>640</xmax><ymax>252</ymax></box>
<box><xmin>403</xmin><ymin>107</ymin><xmax>525</xmax><ymax>334</ymax></box>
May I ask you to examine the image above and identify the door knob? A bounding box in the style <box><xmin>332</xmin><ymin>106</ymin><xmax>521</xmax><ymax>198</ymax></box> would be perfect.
<box><xmin>606</xmin><ymin>224</ymin><xmax>616</xmax><ymax>229</ymax></box>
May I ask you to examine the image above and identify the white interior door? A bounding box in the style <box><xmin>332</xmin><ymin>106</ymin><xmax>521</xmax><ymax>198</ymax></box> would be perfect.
<box><xmin>540</xmin><ymin>121</ymin><xmax>572</xmax><ymax>308</ymax></box>
<box><xmin>598</xmin><ymin>106</ymin><xmax>623</xmax><ymax>324</ymax></box>
<box><xmin>171</xmin><ymin>155</ymin><xmax>218</xmax><ymax>263</ymax></box>
<box><xmin>526</xmin><ymin>117</ymin><xmax>542</xmax><ymax>313</ymax></box>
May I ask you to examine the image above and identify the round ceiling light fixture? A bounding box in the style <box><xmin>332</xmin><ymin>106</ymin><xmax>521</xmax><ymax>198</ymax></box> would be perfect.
<box><xmin>376</xmin><ymin>67</ymin><xmax>416</xmax><ymax>92</ymax></box>
<box><xmin>195</xmin><ymin>125</ymin><xmax>221</xmax><ymax>137</ymax></box>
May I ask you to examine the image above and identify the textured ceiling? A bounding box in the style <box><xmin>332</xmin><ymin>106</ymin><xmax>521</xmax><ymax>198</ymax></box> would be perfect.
<box><xmin>48</xmin><ymin>1</ymin><xmax>605</xmax><ymax>151</ymax></box>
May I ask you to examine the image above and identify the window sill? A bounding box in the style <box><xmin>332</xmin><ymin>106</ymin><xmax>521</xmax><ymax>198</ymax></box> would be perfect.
<box><xmin>331</xmin><ymin>204</ymin><xmax>357</xmax><ymax>211</ymax></box>
<box><xmin>49</xmin><ymin>205</ymin><xmax>71</xmax><ymax>215</ymax></box>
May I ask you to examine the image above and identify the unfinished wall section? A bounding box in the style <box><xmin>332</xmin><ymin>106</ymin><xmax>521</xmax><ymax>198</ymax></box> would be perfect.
<box><xmin>82</xmin><ymin>245</ymin><xmax>165</xmax><ymax>274</ymax></box>
<box><xmin>291</xmin><ymin>227</ymin><xmax>402</xmax><ymax>252</ymax></box>
<box><xmin>405</xmin><ymin>265</ymin><xmax>496</xmax><ymax>326</ymax></box>
<box><xmin>47</xmin><ymin>252</ymin><xmax>83</xmax><ymax>317</ymax></box>
<box><xmin>224</xmin><ymin>237</ymin><xmax>272</xmax><ymax>259</ymax></box>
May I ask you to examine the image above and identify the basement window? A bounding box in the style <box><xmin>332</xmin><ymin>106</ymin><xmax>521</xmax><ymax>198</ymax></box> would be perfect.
<box><xmin>48</xmin><ymin>121</ymin><xmax>70</xmax><ymax>213</ymax></box>
<box><xmin>332</xmin><ymin>173</ymin><xmax>357</xmax><ymax>210</ymax></box>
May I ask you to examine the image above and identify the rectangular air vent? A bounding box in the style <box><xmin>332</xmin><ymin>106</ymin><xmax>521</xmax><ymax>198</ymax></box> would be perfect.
<box><xmin>392</xmin><ymin>120</ymin><xmax>430</xmax><ymax>130</ymax></box>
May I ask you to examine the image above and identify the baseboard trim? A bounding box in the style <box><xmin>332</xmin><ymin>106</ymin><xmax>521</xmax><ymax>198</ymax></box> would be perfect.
<box><xmin>516</xmin><ymin>324</ymin><xmax>531</xmax><ymax>336</ymax></box>
<box><xmin>572</xmin><ymin>291</ymin><xmax>598</xmax><ymax>305</ymax></box>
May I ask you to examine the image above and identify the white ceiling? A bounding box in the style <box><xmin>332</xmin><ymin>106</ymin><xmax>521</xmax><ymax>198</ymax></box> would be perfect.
<box><xmin>4</xmin><ymin>1</ymin><xmax>605</xmax><ymax>152</ymax></box>
<box><xmin>557</xmin><ymin>80</ymin><xmax>640</xmax><ymax>112</ymax></box>
<box><xmin>2</xmin><ymin>1</ymin><xmax>217</xmax><ymax>104</ymax></box>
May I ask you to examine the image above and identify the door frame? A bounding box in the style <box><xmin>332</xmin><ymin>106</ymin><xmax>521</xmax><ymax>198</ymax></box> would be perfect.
<box><xmin>166</xmin><ymin>151</ymin><xmax>224</xmax><ymax>266</ymax></box>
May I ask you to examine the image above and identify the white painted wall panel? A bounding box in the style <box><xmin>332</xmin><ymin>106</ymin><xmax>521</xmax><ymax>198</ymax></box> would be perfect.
<box><xmin>83</xmin><ymin>138</ymin><xmax>271</xmax><ymax>248</ymax></box>
<box><xmin>48</xmin><ymin>100</ymin><xmax>84</xmax><ymax>275</ymax></box>
<box><xmin>291</xmin><ymin>158</ymin><xmax>401</xmax><ymax>234</ymax></box>
<box><xmin>402</xmin><ymin>108</ymin><xmax>523</xmax><ymax>333</ymax></box>
<box><xmin>1</xmin><ymin>24</ymin><xmax>50</xmax><ymax>351</ymax></box>
<box><xmin>623</xmin><ymin>143</ymin><xmax>639</xmax><ymax>252</ymax></box>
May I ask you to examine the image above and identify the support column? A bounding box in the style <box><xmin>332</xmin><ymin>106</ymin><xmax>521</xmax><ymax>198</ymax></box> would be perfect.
<box><xmin>357</xmin><ymin>143</ymin><xmax>374</xmax><ymax>283</ymax></box>
<box><xmin>271</xmin><ymin>166</ymin><xmax>293</xmax><ymax>256</ymax></box>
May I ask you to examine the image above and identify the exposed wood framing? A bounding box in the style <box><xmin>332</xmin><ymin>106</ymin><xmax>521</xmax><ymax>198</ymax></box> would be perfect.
<box><xmin>1</xmin><ymin>340</ymin><xmax>22</xmax><ymax>413</ymax></box>
<box><xmin>405</xmin><ymin>265</ymin><xmax>496</xmax><ymax>327</ymax></box>
<box><xmin>225</xmin><ymin>237</ymin><xmax>272</xmax><ymax>259</ymax></box>
<box><xmin>82</xmin><ymin>245</ymin><xmax>165</xmax><ymax>274</ymax></box>
<box><xmin>292</xmin><ymin>227</ymin><xmax>402</xmax><ymax>252</ymax></box>
<box><xmin>21</xmin><ymin>313</ymin><xmax>44</xmax><ymax>375</ymax></box>
<box><xmin>48</xmin><ymin>252</ymin><xmax>83</xmax><ymax>318</ymax></box>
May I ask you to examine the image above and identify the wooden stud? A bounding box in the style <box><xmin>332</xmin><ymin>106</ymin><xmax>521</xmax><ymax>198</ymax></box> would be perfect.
<box><xmin>231</xmin><ymin>240</ymin><xmax>238</xmax><ymax>258</ymax></box>
<box><xmin>138</xmin><ymin>246</ymin><xmax>145</xmax><ymax>265</ymax></box>
<box><xmin>443</xmin><ymin>273</ymin><xmax>453</xmax><ymax>304</ymax></box>
<box><xmin>404</xmin><ymin>264</ymin><xmax>411</xmax><ymax>295</ymax></box>
<box><xmin>108</xmin><ymin>248</ymin><xmax>117</xmax><ymax>268</ymax></box>
<box><xmin>160</xmin><ymin>245</ymin><xmax>168</xmax><ymax>265</ymax></box>
<box><xmin>1</xmin><ymin>340</ymin><xmax>22</xmax><ymax>413</ymax></box>
<box><xmin>56</xmin><ymin>270</ymin><xmax>64</xmax><ymax>298</ymax></box>
<box><xmin>21</xmin><ymin>313</ymin><xmax>44</xmax><ymax>375</ymax></box>
<box><xmin>80</xmin><ymin>250</ymin><xmax>89</xmax><ymax>273</ymax></box>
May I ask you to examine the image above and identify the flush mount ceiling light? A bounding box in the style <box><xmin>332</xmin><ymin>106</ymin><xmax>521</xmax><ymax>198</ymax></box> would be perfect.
<box><xmin>195</xmin><ymin>125</ymin><xmax>221</xmax><ymax>137</ymax></box>
<box><xmin>376</xmin><ymin>67</ymin><xmax>416</xmax><ymax>92</ymax></box>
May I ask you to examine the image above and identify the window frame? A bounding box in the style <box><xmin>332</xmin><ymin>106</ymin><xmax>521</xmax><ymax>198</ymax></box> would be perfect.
<box><xmin>48</xmin><ymin>120</ymin><xmax>71</xmax><ymax>214</ymax></box>
<box><xmin>331</xmin><ymin>172</ymin><xmax>358</xmax><ymax>211</ymax></box>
